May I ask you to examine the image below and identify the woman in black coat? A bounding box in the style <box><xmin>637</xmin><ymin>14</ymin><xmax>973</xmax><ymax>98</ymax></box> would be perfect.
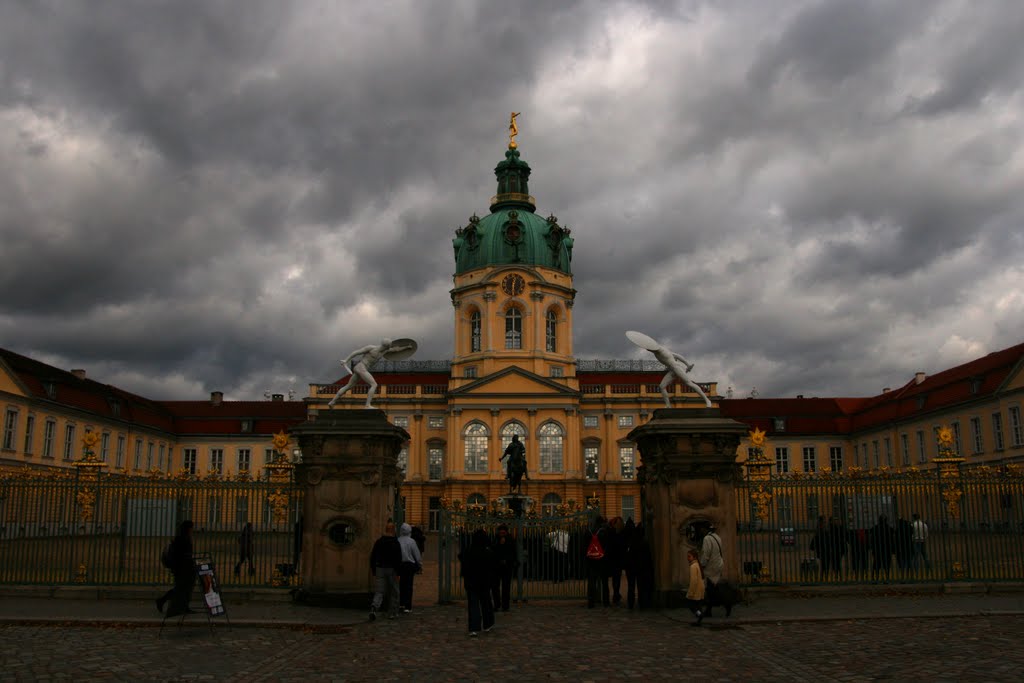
<box><xmin>157</xmin><ymin>520</ymin><xmax>196</xmax><ymax>617</ymax></box>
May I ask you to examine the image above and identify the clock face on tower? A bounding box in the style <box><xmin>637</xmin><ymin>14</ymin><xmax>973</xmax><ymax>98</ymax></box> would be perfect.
<box><xmin>501</xmin><ymin>273</ymin><xmax>526</xmax><ymax>296</ymax></box>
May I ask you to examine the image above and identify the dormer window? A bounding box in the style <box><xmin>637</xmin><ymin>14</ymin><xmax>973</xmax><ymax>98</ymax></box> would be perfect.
<box><xmin>241</xmin><ymin>419</ymin><xmax>253</xmax><ymax>433</ymax></box>
<box><xmin>916</xmin><ymin>395</ymin><xmax>927</xmax><ymax>409</ymax></box>
<box><xmin>108</xmin><ymin>398</ymin><xmax>122</xmax><ymax>417</ymax></box>
<box><xmin>970</xmin><ymin>378</ymin><xmax>983</xmax><ymax>395</ymax></box>
<box><xmin>774</xmin><ymin>418</ymin><xmax>786</xmax><ymax>432</ymax></box>
<box><xmin>43</xmin><ymin>382</ymin><xmax>56</xmax><ymax>399</ymax></box>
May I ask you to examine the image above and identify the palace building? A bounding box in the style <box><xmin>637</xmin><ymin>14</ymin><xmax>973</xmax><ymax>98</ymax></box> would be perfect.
<box><xmin>2</xmin><ymin>135</ymin><xmax>1022</xmax><ymax>533</ymax></box>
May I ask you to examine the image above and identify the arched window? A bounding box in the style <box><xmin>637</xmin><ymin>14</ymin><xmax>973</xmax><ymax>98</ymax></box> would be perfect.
<box><xmin>500</xmin><ymin>421</ymin><xmax>528</xmax><ymax>454</ymax></box>
<box><xmin>538</xmin><ymin>422</ymin><xmax>564</xmax><ymax>473</ymax></box>
<box><xmin>545</xmin><ymin>310</ymin><xmax>557</xmax><ymax>352</ymax></box>
<box><xmin>467</xmin><ymin>492</ymin><xmax>487</xmax><ymax>507</ymax></box>
<box><xmin>463</xmin><ymin>422</ymin><xmax>489</xmax><ymax>473</ymax></box>
<box><xmin>541</xmin><ymin>493</ymin><xmax>562</xmax><ymax>516</ymax></box>
<box><xmin>470</xmin><ymin>310</ymin><xmax>481</xmax><ymax>353</ymax></box>
<box><xmin>584</xmin><ymin>444</ymin><xmax>600</xmax><ymax>481</ymax></box>
<box><xmin>427</xmin><ymin>446</ymin><xmax>444</xmax><ymax>481</ymax></box>
<box><xmin>505</xmin><ymin>307</ymin><xmax>522</xmax><ymax>350</ymax></box>
<box><xmin>619</xmin><ymin>444</ymin><xmax>635</xmax><ymax>480</ymax></box>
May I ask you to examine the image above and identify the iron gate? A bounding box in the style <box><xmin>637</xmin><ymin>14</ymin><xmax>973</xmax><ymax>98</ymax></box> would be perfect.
<box><xmin>437</xmin><ymin>507</ymin><xmax>594</xmax><ymax>603</ymax></box>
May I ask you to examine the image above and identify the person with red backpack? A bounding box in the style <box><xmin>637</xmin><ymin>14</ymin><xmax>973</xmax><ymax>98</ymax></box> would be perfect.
<box><xmin>585</xmin><ymin>517</ymin><xmax>609</xmax><ymax>608</ymax></box>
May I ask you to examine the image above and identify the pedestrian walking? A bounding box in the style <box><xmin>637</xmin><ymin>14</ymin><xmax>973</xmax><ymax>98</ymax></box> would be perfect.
<box><xmin>157</xmin><ymin>520</ymin><xmax>196</xmax><ymax>617</ymax></box>
<box><xmin>234</xmin><ymin>521</ymin><xmax>255</xmax><ymax>577</ymax></box>
<box><xmin>397</xmin><ymin>522</ymin><xmax>423</xmax><ymax>613</ymax></box>
<box><xmin>911</xmin><ymin>513</ymin><xmax>930</xmax><ymax>572</ymax></box>
<box><xmin>491</xmin><ymin>524</ymin><xmax>518</xmax><ymax>612</ymax></box>
<box><xmin>699</xmin><ymin>523</ymin><xmax>735</xmax><ymax>617</ymax></box>
<box><xmin>459</xmin><ymin>528</ymin><xmax>496</xmax><ymax>636</ymax></box>
<box><xmin>684</xmin><ymin>549</ymin><xmax>706</xmax><ymax>626</ymax></box>
<box><xmin>369</xmin><ymin>521</ymin><xmax>402</xmax><ymax>621</ymax></box>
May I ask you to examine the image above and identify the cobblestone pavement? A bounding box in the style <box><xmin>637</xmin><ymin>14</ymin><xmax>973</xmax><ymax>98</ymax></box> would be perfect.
<box><xmin>1</xmin><ymin>605</ymin><xmax>1022</xmax><ymax>682</ymax></box>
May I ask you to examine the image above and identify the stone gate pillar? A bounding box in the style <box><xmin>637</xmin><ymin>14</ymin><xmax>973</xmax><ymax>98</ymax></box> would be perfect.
<box><xmin>627</xmin><ymin>408</ymin><xmax>746</xmax><ymax>607</ymax></box>
<box><xmin>291</xmin><ymin>409</ymin><xmax>408</xmax><ymax>607</ymax></box>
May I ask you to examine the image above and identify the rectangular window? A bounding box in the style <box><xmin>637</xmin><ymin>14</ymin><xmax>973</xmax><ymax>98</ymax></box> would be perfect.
<box><xmin>539</xmin><ymin>434</ymin><xmax>562</xmax><ymax>473</ymax></box>
<box><xmin>428</xmin><ymin>447</ymin><xmax>443</xmax><ymax>481</ymax></box>
<box><xmin>970</xmin><ymin>417</ymin><xmax>983</xmax><ymax>454</ymax></box>
<box><xmin>505</xmin><ymin>309</ymin><xmax>522</xmax><ymax>350</ymax></box>
<box><xmin>619</xmin><ymin>446</ymin><xmax>635</xmax><ymax>480</ymax></box>
<box><xmin>393</xmin><ymin>416</ymin><xmax>409</xmax><ymax>428</ymax></box>
<box><xmin>134</xmin><ymin>439</ymin><xmax>143</xmax><ymax>470</ymax></box>
<box><xmin>24</xmin><ymin>415</ymin><xmax>35</xmax><ymax>454</ymax></box>
<box><xmin>584</xmin><ymin>446</ymin><xmax>599</xmax><ymax>480</ymax></box>
<box><xmin>146</xmin><ymin>442</ymin><xmax>154</xmax><ymax>469</ymax></box>
<box><xmin>265</xmin><ymin>448</ymin><xmax>275</xmax><ymax>464</ymax></box>
<box><xmin>237</xmin><ymin>448</ymin><xmax>251</xmax><ymax>472</ymax></box>
<box><xmin>101</xmin><ymin>432</ymin><xmax>111</xmax><ymax>462</ymax></box>
<box><xmin>884</xmin><ymin>437</ymin><xmax>892</xmax><ymax>467</ymax></box>
<box><xmin>549</xmin><ymin>366</ymin><xmax>563</xmax><ymax>378</ymax></box>
<box><xmin>621</xmin><ymin>495</ymin><xmax>636</xmax><ymax>524</ymax></box>
<box><xmin>158</xmin><ymin>443</ymin><xmax>166</xmax><ymax>470</ymax></box>
<box><xmin>464</xmin><ymin>432</ymin><xmax>488</xmax><ymax>473</ymax></box>
<box><xmin>992</xmin><ymin>413</ymin><xmax>1005</xmax><ymax>450</ymax></box>
<box><xmin>901</xmin><ymin>434</ymin><xmax>910</xmax><ymax>466</ymax></box>
<box><xmin>43</xmin><ymin>419</ymin><xmax>56</xmax><ymax>458</ymax></box>
<box><xmin>211</xmin><ymin>448</ymin><xmax>224</xmax><ymax>474</ymax></box>
<box><xmin>778</xmin><ymin>494</ymin><xmax>794</xmax><ymax>524</ymax></box>
<box><xmin>802</xmin><ymin>446</ymin><xmax>817</xmax><ymax>472</ymax></box>
<box><xmin>952</xmin><ymin>421</ymin><xmax>962</xmax><ymax>453</ymax></box>
<box><xmin>617</xmin><ymin>415</ymin><xmax>634</xmax><ymax>429</ymax></box>
<box><xmin>829</xmin><ymin>446</ymin><xmax>843</xmax><ymax>472</ymax></box>
<box><xmin>2</xmin><ymin>409</ymin><xmax>17</xmax><ymax>450</ymax></box>
<box><xmin>1009</xmin><ymin>407</ymin><xmax>1023</xmax><ymax>447</ymax></box>
<box><xmin>183</xmin><ymin>448</ymin><xmax>198</xmax><ymax>474</ymax></box>
<box><xmin>236</xmin><ymin>496</ymin><xmax>249</xmax><ymax>524</ymax></box>
<box><xmin>63</xmin><ymin>424</ymin><xmax>76</xmax><ymax>461</ymax></box>
<box><xmin>872</xmin><ymin>440</ymin><xmax>879</xmax><ymax>468</ymax></box>
<box><xmin>428</xmin><ymin>416</ymin><xmax>445</xmax><ymax>429</ymax></box>
<box><xmin>775</xmin><ymin>447</ymin><xmax>789</xmax><ymax>473</ymax></box>
<box><xmin>115</xmin><ymin>435</ymin><xmax>126</xmax><ymax>468</ymax></box>
<box><xmin>396</xmin><ymin>446</ymin><xmax>408</xmax><ymax>473</ymax></box>
<box><xmin>583</xmin><ymin>415</ymin><xmax>599</xmax><ymax>429</ymax></box>
<box><xmin>916</xmin><ymin>430</ymin><xmax>927</xmax><ymax>463</ymax></box>
<box><xmin>807</xmin><ymin>494</ymin><xmax>819</xmax><ymax>521</ymax></box>
<box><xmin>428</xmin><ymin>497</ymin><xmax>442</xmax><ymax>532</ymax></box>
<box><xmin>464</xmin><ymin>366</ymin><xmax>478</xmax><ymax>378</ymax></box>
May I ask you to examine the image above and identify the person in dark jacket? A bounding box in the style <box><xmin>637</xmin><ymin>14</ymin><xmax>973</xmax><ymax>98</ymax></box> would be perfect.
<box><xmin>369</xmin><ymin>521</ymin><xmax>402</xmax><ymax>621</ymax></box>
<box><xmin>157</xmin><ymin>520</ymin><xmax>195</xmax><ymax>617</ymax></box>
<box><xmin>871</xmin><ymin>515</ymin><xmax>895</xmax><ymax>582</ymax></box>
<box><xmin>234</xmin><ymin>521</ymin><xmax>255</xmax><ymax>576</ymax></box>
<box><xmin>894</xmin><ymin>517</ymin><xmax>914</xmax><ymax>573</ymax></box>
<box><xmin>460</xmin><ymin>528</ymin><xmax>496</xmax><ymax>636</ymax></box>
<box><xmin>631</xmin><ymin>523</ymin><xmax>655</xmax><ymax>609</ymax></box>
<box><xmin>491</xmin><ymin>524</ymin><xmax>518</xmax><ymax>612</ymax></box>
<box><xmin>605</xmin><ymin>517</ymin><xmax>626</xmax><ymax>605</ymax></box>
<box><xmin>411</xmin><ymin>525</ymin><xmax>427</xmax><ymax>555</ymax></box>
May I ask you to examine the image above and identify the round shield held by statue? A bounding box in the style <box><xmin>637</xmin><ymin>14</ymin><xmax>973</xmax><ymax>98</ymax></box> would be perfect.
<box><xmin>383</xmin><ymin>338</ymin><xmax>418</xmax><ymax>361</ymax></box>
<box><xmin>626</xmin><ymin>330</ymin><xmax>661</xmax><ymax>352</ymax></box>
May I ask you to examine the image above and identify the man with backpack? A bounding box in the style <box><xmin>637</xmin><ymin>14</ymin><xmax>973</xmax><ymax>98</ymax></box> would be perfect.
<box><xmin>585</xmin><ymin>516</ymin><xmax>609</xmax><ymax>608</ymax></box>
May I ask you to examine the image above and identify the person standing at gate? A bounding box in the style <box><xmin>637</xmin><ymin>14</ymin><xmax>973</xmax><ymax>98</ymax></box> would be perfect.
<box><xmin>698</xmin><ymin>523</ymin><xmax>728</xmax><ymax>617</ymax></box>
<box><xmin>870</xmin><ymin>515</ymin><xmax>895</xmax><ymax>583</ymax></box>
<box><xmin>397</xmin><ymin>522</ymin><xmax>423</xmax><ymax>613</ymax></box>
<box><xmin>684</xmin><ymin>549</ymin><xmax>706</xmax><ymax>626</ymax></box>
<box><xmin>460</xmin><ymin>528</ymin><xmax>496</xmax><ymax>636</ymax></box>
<box><xmin>585</xmin><ymin>516</ymin><xmax>610</xmax><ymax>608</ymax></box>
<box><xmin>234</xmin><ymin>521</ymin><xmax>255</xmax><ymax>577</ymax></box>
<box><xmin>157</xmin><ymin>520</ymin><xmax>195</xmax><ymax>617</ymax></box>
<box><xmin>369</xmin><ymin>521</ymin><xmax>402</xmax><ymax>621</ymax></box>
<box><xmin>911</xmin><ymin>512</ymin><xmax>930</xmax><ymax>572</ymax></box>
<box><xmin>605</xmin><ymin>517</ymin><xmax>626</xmax><ymax>605</ymax></box>
<box><xmin>491</xmin><ymin>524</ymin><xmax>517</xmax><ymax>611</ymax></box>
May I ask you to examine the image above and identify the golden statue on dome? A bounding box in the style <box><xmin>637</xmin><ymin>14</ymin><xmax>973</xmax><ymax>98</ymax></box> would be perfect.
<box><xmin>508</xmin><ymin>112</ymin><xmax>521</xmax><ymax>149</ymax></box>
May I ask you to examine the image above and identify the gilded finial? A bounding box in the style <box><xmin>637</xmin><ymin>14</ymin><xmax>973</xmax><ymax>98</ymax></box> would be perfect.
<box><xmin>508</xmin><ymin>112</ymin><xmax>520</xmax><ymax>149</ymax></box>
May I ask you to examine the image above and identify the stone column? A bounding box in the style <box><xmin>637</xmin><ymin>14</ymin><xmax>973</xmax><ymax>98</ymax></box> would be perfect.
<box><xmin>291</xmin><ymin>409</ymin><xmax>409</xmax><ymax>607</ymax></box>
<box><xmin>627</xmin><ymin>408</ymin><xmax>745</xmax><ymax>607</ymax></box>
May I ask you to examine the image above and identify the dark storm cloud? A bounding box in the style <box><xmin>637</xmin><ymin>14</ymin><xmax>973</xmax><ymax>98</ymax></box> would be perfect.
<box><xmin>1</xmin><ymin>0</ymin><xmax>1022</xmax><ymax>399</ymax></box>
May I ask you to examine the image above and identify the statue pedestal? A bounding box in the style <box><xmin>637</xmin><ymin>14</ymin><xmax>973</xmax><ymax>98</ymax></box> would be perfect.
<box><xmin>627</xmin><ymin>408</ymin><xmax>746</xmax><ymax>608</ymax></box>
<box><xmin>291</xmin><ymin>409</ymin><xmax>408</xmax><ymax>607</ymax></box>
<box><xmin>497</xmin><ymin>494</ymin><xmax>533</xmax><ymax>517</ymax></box>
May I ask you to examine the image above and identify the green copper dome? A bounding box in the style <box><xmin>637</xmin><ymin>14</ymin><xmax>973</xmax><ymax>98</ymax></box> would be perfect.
<box><xmin>453</xmin><ymin>147</ymin><xmax>574</xmax><ymax>275</ymax></box>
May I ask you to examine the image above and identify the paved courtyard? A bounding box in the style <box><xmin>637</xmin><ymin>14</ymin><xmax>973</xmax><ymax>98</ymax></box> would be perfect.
<box><xmin>1</xmin><ymin>604</ymin><xmax>1021</xmax><ymax>682</ymax></box>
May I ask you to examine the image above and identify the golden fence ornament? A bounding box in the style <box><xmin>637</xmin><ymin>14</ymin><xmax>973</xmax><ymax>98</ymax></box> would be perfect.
<box><xmin>934</xmin><ymin>424</ymin><xmax>965</xmax><ymax>518</ymax></box>
<box><xmin>745</xmin><ymin>428</ymin><xmax>774</xmax><ymax>520</ymax></box>
<box><xmin>74</xmin><ymin>432</ymin><xmax>108</xmax><ymax>522</ymax></box>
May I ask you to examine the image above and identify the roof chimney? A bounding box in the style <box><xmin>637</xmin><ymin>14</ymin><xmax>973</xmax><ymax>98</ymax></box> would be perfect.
<box><xmin>70</xmin><ymin>369</ymin><xmax>86</xmax><ymax>380</ymax></box>
<box><xmin>796</xmin><ymin>394</ymin><xmax>804</xmax><ymax>399</ymax></box>
<box><xmin>272</xmin><ymin>393</ymin><xmax>284</xmax><ymax>402</ymax></box>
<box><xmin>210</xmin><ymin>391</ymin><xmax>223</xmax><ymax>406</ymax></box>
<box><xmin>914</xmin><ymin>372</ymin><xmax>926</xmax><ymax>385</ymax></box>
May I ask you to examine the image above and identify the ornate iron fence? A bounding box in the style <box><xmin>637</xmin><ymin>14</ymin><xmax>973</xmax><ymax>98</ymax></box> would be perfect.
<box><xmin>0</xmin><ymin>469</ymin><xmax>303</xmax><ymax>587</ymax></box>
<box><xmin>735</xmin><ymin>427</ymin><xmax>1024</xmax><ymax>586</ymax></box>
<box><xmin>437</xmin><ymin>502</ymin><xmax>595</xmax><ymax>603</ymax></box>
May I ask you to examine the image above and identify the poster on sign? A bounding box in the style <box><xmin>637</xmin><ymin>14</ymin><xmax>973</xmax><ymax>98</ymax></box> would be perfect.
<box><xmin>195</xmin><ymin>559</ymin><xmax>226</xmax><ymax>617</ymax></box>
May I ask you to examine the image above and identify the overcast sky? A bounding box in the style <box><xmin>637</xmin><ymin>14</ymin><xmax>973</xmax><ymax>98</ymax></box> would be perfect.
<box><xmin>2</xmin><ymin>0</ymin><xmax>1023</xmax><ymax>401</ymax></box>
